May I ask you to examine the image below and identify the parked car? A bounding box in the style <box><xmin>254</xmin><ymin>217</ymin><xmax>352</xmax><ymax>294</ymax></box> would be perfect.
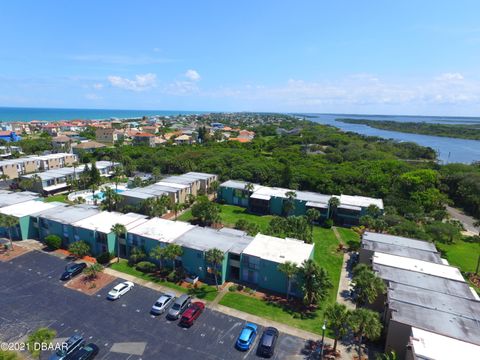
<box><xmin>69</xmin><ymin>343</ymin><xmax>99</xmax><ymax>360</ymax></box>
<box><xmin>167</xmin><ymin>294</ymin><xmax>191</xmax><ymax>320</ymax></box>
<box><xmin>236</xmin><ymin>323</ymin><xmax>258</xmax><ymax>351</ymax></box>
<box><xmin>257</xmin><ymin>327</ymin><xmax>279</xmax><ymax>357</ymax></box>
<box><xmin>151</xmin><ymin>293</ymin><xmax>176</xmax><ymax>315</ymax></box>
<box><xmin>60</xmin><ymin>263</ymin><xmax>87</xmax><ymax>281</ymax></box>
<box><xmin>48</xmin><ymin>334</ymin><xmax>85</xmax><ymax>360</ymax></box>
<box><xmin>179</xmin><ymin>301</ymin><xmax>205</xmax><ymax>327</ymax></box>
<box><xmin>107</xmin><ymin>281</ymin><xmax>134</xmax><ymax>300</ymax></box>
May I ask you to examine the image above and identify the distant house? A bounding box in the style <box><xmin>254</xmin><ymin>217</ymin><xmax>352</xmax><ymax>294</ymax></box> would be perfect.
<box><xmin>95</xmin><ymin>128</ymin><xmax>123</xmax><ymax>144</ymax></box>
<box><xmin>174</xmin><ymin>134</ymin><xmax>193</xmax><ymax>145</ymax></box>
<box><xmin>0</xmin><ymin>131</ymin><xmax>21</xmax><ymax>142</ymax></box>
<box><xmin>133</xmin><ymin>132</ymin><xmax>155</xmax><ymax>147</ymax></box>
<box><xmin>0</xmin><ymin>145</ymin><xmax>22</xmax><ymax>157</ymax></box>
<box><xmin>71</xmin><ymin>141</ymin><xmax>106</xmax><ymax>154</ymax></box>
<box><xmin>51</xmin><ymin>135</ymin><xmax>72</xmax><ymax>149</ymax></box>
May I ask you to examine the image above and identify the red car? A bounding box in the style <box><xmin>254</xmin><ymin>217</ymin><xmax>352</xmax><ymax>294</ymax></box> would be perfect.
<box><xmin>179</xmin><ymin>301</ymin><xmax>205</xmax><ymax>327</ymax></box>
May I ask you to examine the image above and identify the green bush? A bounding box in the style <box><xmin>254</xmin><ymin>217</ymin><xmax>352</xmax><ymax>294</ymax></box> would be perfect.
<box><xmin>136</xmin><ymin>261</ymin><xmax>156</xmax><ymax>273</ymax></box>
<box><xmin>323</xmin><ymin>219</ymin><xmax>334</xmax><ymax>229</ymax></box>
<box><xmin>44</xmin><ymin>235</ymin><xmax>62</xmax><ymax>250</ymax></box>
<box><xmin>167</xmin><ymin>270</ymin><xmax>179</xmax><ymax>282</ymax></box>
<box><xmin>68</xmin><ymin>240</ymin><xmax>90</xmax><ymax>258</ymax></box>
<box><xmin>96</xmin><ymin>252</ymin><xmax>113</xmax><ymax>265</ymax></box>
<box><xmin>228</xmin><ymin>285</ymin><xmax>237</xmax><ymax>292</ymax></box>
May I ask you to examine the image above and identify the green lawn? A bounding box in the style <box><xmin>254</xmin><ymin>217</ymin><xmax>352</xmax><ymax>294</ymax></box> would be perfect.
<box><xmin>110</xmin><ymin>260</ymin><xmax>218</xmax><ymax>301</ymax></box>
<box><xmin>179</xmin><ymin>204</ymin><xmax>274</xmax><ymax>232</ymax></box>
<box><xmin>335</xmin><ymin>227</ymin><xmax>361</xmax><ymax>249</ymax></box>
<box><xmin>436</xmin><ymin>239</ymin><xmax>480</xmax><ymax>273</ymax></box>
<box><xmin>220</xmin><ymin>226</ymin><xmax>344</xmax><ymax>335</ymax></box>
<box><xmin>43</xmin><ymin>194</ymin><xmax>70</xmax><ymax>203</ymax></box>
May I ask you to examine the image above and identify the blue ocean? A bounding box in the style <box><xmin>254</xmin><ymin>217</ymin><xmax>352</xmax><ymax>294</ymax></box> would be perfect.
<box><xmin>0</xmin><ymin>107</ymin><xmax>207</xmax><ymax>122</ymax></box>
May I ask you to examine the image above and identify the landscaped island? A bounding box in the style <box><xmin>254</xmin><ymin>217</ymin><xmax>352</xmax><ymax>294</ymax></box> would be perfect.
<box><xmin>336</xmin><ymin>118</ymin><xmax>480</xmax><ymax>140</ymax></box>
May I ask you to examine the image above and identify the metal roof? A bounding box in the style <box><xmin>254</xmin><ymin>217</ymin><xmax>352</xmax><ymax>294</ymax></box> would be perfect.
<box><xmin>363</xmin><ymin>232</ymin><xmax>437</xmax><ymax>252</ymax></box>
<box><xmin>362</xmin><ymin>240</ymin><xmax>442</xmax><ymax>263</ymax></box>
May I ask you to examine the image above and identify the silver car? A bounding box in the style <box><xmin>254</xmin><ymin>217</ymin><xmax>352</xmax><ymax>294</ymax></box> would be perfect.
<box><xmin>151</xmin><ymin>293</ymin><xmax>175</xmax><ymax>315</ymax></box>
<box><xmin>167</xmin><ymin>294</ymin><xmax>191</xmax><ymax>320</ymax></box>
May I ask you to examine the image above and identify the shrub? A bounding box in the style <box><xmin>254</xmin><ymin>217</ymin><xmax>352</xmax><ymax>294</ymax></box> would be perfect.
<box><xmin>44</xmin><ymin>235</ymin><xmax>61</xmax><ymax>250</ymax></box>
<box><xmin>136</xmin><ymin>261</ymin><xmax>156</xmax><ymax>273</ymax></box>
<box><xmin>235</xmin><ymin>219</ymin><xmax>248</xmax><ymax>230</ymax></box>
<box><xmin>68</xmin><ymin>240</ymin><xmax>90</xmax><ymax>258</ymax></box>
<box><xmin>167</xmin><ymin>270</ymin><xmax>179</xmax><ymax>283</ymax></box>
<box><xmin>27</xmin><ymin>327</ymin><xmax>56</xmax><ymax>359</ymax></box>
<box><xmin>323</xmin><ymin>219</ymin><xmax>334</xmax><ymax>229</ymax></box>
<box><xmin>84</xmin><ymin>263</ymin><xmax>103</xmax><ymax>280</ymax></box>
<box><xmin>228</xmin><ymin>285</ymin><xmax>237</xmax><ymax>292</ymax></box>
<box><xmin>96</xmin><ymin>252</ymin><xmax>113</xmax><ymax>265</ymax></box>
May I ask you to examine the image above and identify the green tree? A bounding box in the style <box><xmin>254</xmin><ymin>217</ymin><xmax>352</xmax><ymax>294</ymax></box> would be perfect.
<box><xmin>68</xmin><ymin>240</ymin><xmax>90</xmax><ymax>258</ymax></box>
<box><xmin>0</xmin><ymin>350</ymin><xmax>23</xmax><ymax>360</ymax></box>
<box><xmin>112</xmin><ymin>165</ymin><xmax>124</xmax><ymax>191</ymax></box>
<box><xmin>325</xmin><ymin>303</ymin><xmax>351</xmax><ymax>353</ymax></box>
<box><xmin>328</xmin><ymin>196</ymin><xmax>340</xmax><ymax>220</ymax></box>
<box><xmin>283</xmin><ymin>191</ymin><xmax>297</xmax><ymax>216</ymax></box>
<box><xmin>191</xmin><ymin>196</ymin><xmax>221</xmax><ymax>226</ymax></box>
<box><xmin>129</xmin><ymin>246</ymin><xmax>146</xmax><ymax>265</ymax></box>
<box><xmin>149</xmin><ymin>245</ymin><xmax>165</xmax><ymax>268</ymax></box>
<box><xmin>84</xmin><ymin>263</ymin><xmax>103</xmax><ymax>280</ymax></box>
<box><xmin>306</xmin><ymin>208</ymin><xmax>320</xmax><ymax>236</ymax></box>
<box><xmin>277</xmin><ymin>261</ymin><xmax>298</xmax><ymax>300</ymax></box>
<box><xmin>0</xmin><ymin>214</ymin><xmax>19</xmax><ymax>250</ymax></box>
<box><xmin>27</xmin><ymin>327</ymin><xmax>57</xmax><ymax>359</ymax></box>
<box><xmin>349</xmin><ymin>308</ymin><xmax>382</xmax><ymax>359</ymax></box>
<box><xmin>89</xmin><ymin>161</ymin><xmax>101</xmax><ymax>194</ymax></box>
<box><xmin>208</xmin><ymin>180</ymin><xmax>220</xmax><ymax>197</ymax></box>
<box><xmin>244</xmin><ymin>182</ymin><xmax>254</xmax><ymax>195</ymax></box>
<box><xmin>171</xmin><ymin>202</ymin><xmax>182</xmax><ymax>220</ymax></box>
<box><xmin>111</xmin><ymin>223</ymin><xmax>126</xmax><ymax>263</ymax></box>
<box><xmin>352</xmin><ymin>265</ymin><xmax>386</xmax><ymax>305</ymax></box>
<box><xmin>102</xmin><ymin>187</ymin><xmax>121</xmax><ymax>211</ymax></box>
<box><xmin>300</xmin><ymin>259</ymin><xmax>332</xmax><ymax>305</ymax></box>
<box><xmin>163</xmin><ymin>243</ymin><xmax>183</xmax><ymax>269</ymax></box>
<box><xmin>205</xmin><ymin>248</ymin><xmax>224</xmax><ymax>290</ymax></box>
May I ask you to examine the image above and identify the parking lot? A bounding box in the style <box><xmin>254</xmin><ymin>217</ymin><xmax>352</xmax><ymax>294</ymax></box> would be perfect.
<box><xmin>0</xmin><ymin>251</ymin><xmax>306</xmax><ymax>359</ymax></box>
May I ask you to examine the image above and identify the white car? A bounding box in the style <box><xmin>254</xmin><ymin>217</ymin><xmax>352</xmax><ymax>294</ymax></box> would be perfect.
<box><xmin>107</xmin><ymin>281</ymin><xmax>134</xmax><ymax>300</ymax></box>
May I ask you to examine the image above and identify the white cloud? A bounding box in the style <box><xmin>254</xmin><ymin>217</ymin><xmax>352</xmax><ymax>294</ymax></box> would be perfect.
<box><xmin>85</xmin><ymin>93</ymin><xmax>102</xmax><ymax>100</ymax></box>
<box><xmin>93</xmin><ymin>83</ymin><xmax>104</xmax><ymax>90</ymax></box>
<box><xmin>108</xmin><ymin>73</ymin><xmax>157</xmax><ymax>91</ymax></box>
<box><xmin>185</xmin><ymin>69</ymin><xmax>201</xmax><ymax>81</ymax></box>
<box><xmin>435</xmin><ymin>72</ymin><xmax>464</xmax><ymax>81</ymax></box>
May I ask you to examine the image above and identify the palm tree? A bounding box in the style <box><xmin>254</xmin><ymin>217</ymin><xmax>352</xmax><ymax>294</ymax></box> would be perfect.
<box><xmin>111</xmin><ymin>223</ymin><xmax>126</xmax><ymax>263</ymax></box>
<box><xmin>306</xmin><ymin>208</ymin><xmax>320</xmax><ymax>236</ymax></box>
<box><xmin>149</xmin><ymin>245</ymin><xmax>165</xmax><ymax>269</ymax></box>
<box><xmin>300</xmin><ymin>259</ymin><xmax>332</xmax><ymax>305</ymax></box>
<box><xmin>328</xmin><ymin>196</ymin><xmax>340</xmax><ymax>220</ymax></box>
<box><xmin>283</xmin><ymin>191</ymin><xmax>297</xmax><ymax>217</ymax></box>
<box><xmin>349</xmin><ymin>308</ymin><xmax>382</xmax><ymax>359</ymax></box>
<box><xmin>0</xmin><ymin>173</ymin><xmax>9</xmax><ymax>184</ymax></box>
<box><xmin>325</xmin><ymin>303</ymin><xmax>351</xmax><ymax>353</ymax></box>
<box><xmin>205</xmin><ymin>248</ymin><xmax>224</xmax><ymax>290</ymax></box>
<box><xmin>112</xmin><ymin>165</ymin><xmax>124</xmax><ymax>191</ymax></box>
<box><xmin>208</xmin><ymin>180</ymin><xmax>220</xmax><ymax>198</ymax></box>
<box><xmin>164</xmin><ymin>244</ymin><xmax>183</xmax><ymax>269</ymax></box>
<box><xmin>102</xmin><ymin>187</ymin><xmax>120</xmax><ymax>211</ymax></box>
<box><xmin>277</xmin><ymin>261</ymin><xmax>298</xmax><ymax>300</ymax></box>
<box><xmin>0</xmin><ymin>214</ymin><xmax>19</xmax><ymax>250</ymax></box>
<box><xmin>352</xmin><ymin>267</ymin><xmax>386</xmax><ymax>305</ymax></box>
<box><xmin>171</xmin><ymin>202</ymin><xmax>182</xmax><ymax>220</ymax></box>
<box><xmin>244</xmin><ymin>182</ymin><xmax>254</xmax><ymax>196</ymax></box>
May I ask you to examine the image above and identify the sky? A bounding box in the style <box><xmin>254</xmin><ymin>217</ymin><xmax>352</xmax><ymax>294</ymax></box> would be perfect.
<box><xmin>1</xmin><ymin>0</ymin><xmax>480</xmax><ymax>116</ymax></box>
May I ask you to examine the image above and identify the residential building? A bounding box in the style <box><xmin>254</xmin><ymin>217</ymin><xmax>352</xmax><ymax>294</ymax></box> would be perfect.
<box><xmin>0</xmin><ymin>131</ymin><xmax>21</xmax><ymax>142</ymax></box>
<box><xmin>0</xmin><ymin>153</ymin><xmax>77</xmax><ymax>180</ymax></box>
<box><xmin>95</xmin><ymin>128</ymin><xmax>123</xmax><ymax>144</ymax></box>
<box><xmin>0</xmin><ymin>190</ymin><xmax>39</xmax><ymax>208</ymax></box>
<box><xmin>133</xmin><ymin>133</ymin><xmax>155</xmax><ymax>147</ymax></box>
<box><xmin>0</xmin><ymin>145</ymin><xmax>22</xmax><ymax>157</ymax></box>
<box><xmin>71</xmin><ymin>212</ymin><xmax>148</xmax><ymax>255</ymax></box>
<box><xmin>218</xmin><ymin>180</ymin><xmax>383</xmax><ymax>225</ymax></box>
<box><xmin>71</xmin><ymin>141</ymin><xmax>106</xmax><ymax>154</ymax></box>
<box><xmin>20</xmin><ymin>161</ymin><xmax>118</xmax><ymax>194</ymax></box>
<box><xmin>405</xmin><ymin>327</ymin><xmax>480</xmax><ymax>360</ymax></box>
<box><xmin>0</xmin><ymin>200</ymin><xmax>64</xmax><ymax>240</ymax></box>
<box><xmin>240</xmin><ymin>234</ymin><xmax>314</xmax><ymax>296</ymax></box>
<box><xmin>174</xmin><ymin>134</ymin><xmax>193</xmax><ymax>145</ymax></box>
<box><xmin>359</xmin><ymin>232</ymin><xmax>442</xmax><ymax>264</ymax></box>
<box><xmin>36</xmin><ymin>205</ymin><xmax>100</xmax><ymax>248</ymax></box>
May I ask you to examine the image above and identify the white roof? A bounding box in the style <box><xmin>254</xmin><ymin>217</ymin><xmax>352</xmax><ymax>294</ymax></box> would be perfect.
<box><xmin>0</xmin><ymin>200</ymin><xmax>62</xmax><ymax>218</ymax></box>
<box><xmin>250</xmin><ymin>193</ymin><xmax>272</xmax><ymax>201</ymax></box>
<box><xmin>128</xmin><ymin>217</ymin><xmax>194</xmax><ymax>243</ymax></box>
<box><xmin>155</xmin><ymin>181</ymin><xmax>189</xmax><ymax>189</ymax></box>
<box><xmin>72</xmin><ymin>211</ymin><xmax>148</xmax><ymax>233</ymax></box>
<box><xmin>373</xmin><ymin>252</ymin><xmax>465</xmax><ymax>282</ymax></box>
<box><xmin>339</xmin><ymin>194</ymin><xmax>384</xmax><ymax>210</ymax></box>
<box><xmin>242</xmin><ymin>233</ymin><xmax>314</xmax><ymax>265</ymax></box>
<box><xmin>305</xmin><ymin>201</ymin><xmax>328</xmax><ymax>209</ymax></box>
<box><xmin>43</xmin><ymin>183</ymin><xmax>69</xmax><ymax>192</ymax></box>
<box><xmin>410</xmin><ymin>327</ymin><xmax>480</xmax><ymax>360</ymax></box>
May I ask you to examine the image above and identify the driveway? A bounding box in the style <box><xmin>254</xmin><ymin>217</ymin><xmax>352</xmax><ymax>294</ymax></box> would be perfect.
<box><xmin>446</xmin><ymin>205</ymin><xmax>480</xmax><ymax>235</ymax></box>
<box><xmin>0</xmin><ymin>251</ymin><xmax>306</xmax><ymax>360</ymax></box>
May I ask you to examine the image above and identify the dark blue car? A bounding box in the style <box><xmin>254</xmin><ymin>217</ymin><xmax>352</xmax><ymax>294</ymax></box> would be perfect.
<box><xmin>236</xmin><ymin>323</ymin><xmax>258</xmax><ymax>351</ymax></box>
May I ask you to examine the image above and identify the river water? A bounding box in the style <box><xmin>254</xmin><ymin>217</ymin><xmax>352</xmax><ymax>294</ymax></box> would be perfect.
<box><xmin>303</xmin><ymin>113</ymin><xmax>480</xmax><ymax>164</ymax></box>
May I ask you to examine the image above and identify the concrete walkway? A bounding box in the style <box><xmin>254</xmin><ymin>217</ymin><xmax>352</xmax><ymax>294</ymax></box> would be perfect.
<box><xmin>336</xmin><ymin>253</ymin><xmax>356</xmax><ymax>310</ymax></box>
